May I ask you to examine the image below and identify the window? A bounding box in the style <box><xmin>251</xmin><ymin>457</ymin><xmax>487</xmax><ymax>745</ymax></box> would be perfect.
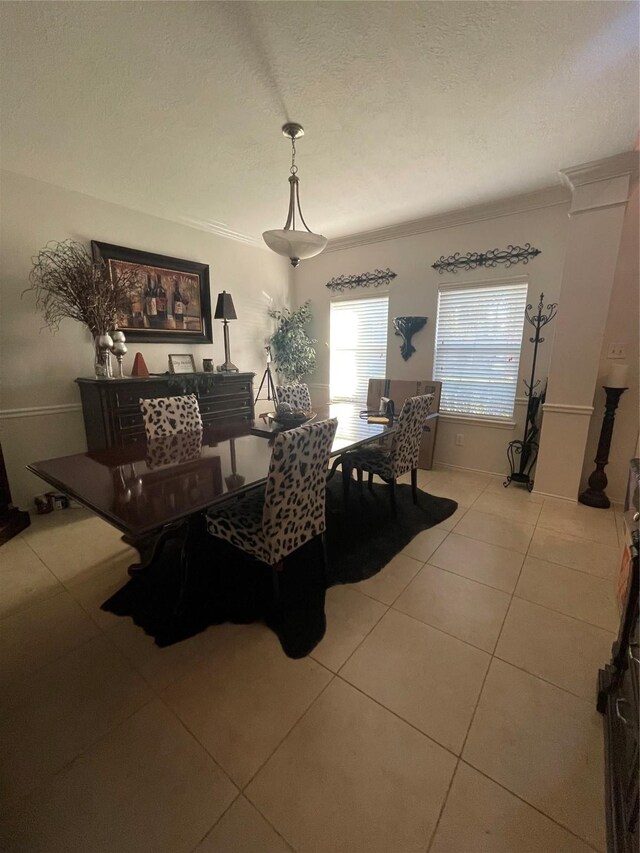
<box><xmin>330</xmin><ymin>295</ymin><xmax>389</xmax><ymax>403</ymax></box>
<box><xmin>433</xmin><ymin>280</ymin><xmax>528</xmax><ymax>419</ymax></box>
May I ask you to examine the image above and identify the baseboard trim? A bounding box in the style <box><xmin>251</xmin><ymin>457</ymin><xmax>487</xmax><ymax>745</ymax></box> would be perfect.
<box><xmin>432</xmin><ymin>461</ymin><xmax>505</xmax><ymax>480</ymax></box>
<box><xmin>530</xmin><ymin>488</ymin><xmax>577</xmax><ymax>503</ymax></box>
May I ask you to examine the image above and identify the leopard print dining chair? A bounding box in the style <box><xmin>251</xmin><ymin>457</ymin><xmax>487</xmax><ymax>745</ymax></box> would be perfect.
<box><xmin>139</xmin><ymin>393</ymin><xmax>203</xmax><ymax>441</ymax></box>
<box><xmin>206</xmin><ymin>417</ymin><xmax>338</xmax><ymax>572</ymax></box>
<box><xmin>342</xmin><ymin>394</ymin><xmax>433</xmax><ymax>513</ymax></box>
<box><xmin>275</xmin><ymin>383</ymin><xmax>312</xmax><ymax>411</ymax></box>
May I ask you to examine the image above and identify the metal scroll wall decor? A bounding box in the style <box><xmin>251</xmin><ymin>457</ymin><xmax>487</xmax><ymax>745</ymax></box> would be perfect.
<box><xmin>432</xmin><ymin>244</ymin><xmax>541</xmax><ymax>274</ymax></box>
<box><xmin>393</xmin><ymin>317</ymin><xmax>427</xmax><ymax>361</ymax></box>
<box><xmin>326</xmin><ymin>268</ymin><xmax>397</xmax><ymax>293</ymax></box>
<box><xmin>504</xmin><ymin>292</ymin><xmax>558</xmax><ymax>492</ymax></box>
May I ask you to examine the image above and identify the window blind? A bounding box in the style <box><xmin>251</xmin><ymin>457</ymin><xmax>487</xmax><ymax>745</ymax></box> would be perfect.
<box><xmin>330</xmin><ymin>295</ymin><xmax>389</xmax><ymax>403</ymax></box>
<box><xmin>433</xmin><ymin>281</ymin><xmax>528</xmax><ymax>419</ymax></box>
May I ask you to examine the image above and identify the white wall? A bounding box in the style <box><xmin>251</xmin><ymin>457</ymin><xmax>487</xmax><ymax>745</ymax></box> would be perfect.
<box><xmin>294</xmin><ymin>197</ymin><xmax>570</xmax><ymax>478</ymax></box>
<box><xmin>580</xmin><ymin>174</ymin><xmax>639</xmax><ymax>502</ymax></box>
<box><xmin>0</xmin><ymin>170</ymin><xmax>290</xmax><ymax>508</ymax></box>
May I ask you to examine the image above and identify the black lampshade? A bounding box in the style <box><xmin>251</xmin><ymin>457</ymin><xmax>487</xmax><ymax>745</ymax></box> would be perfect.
<box><xmin>214</xmin><ymin>290</ymin><xmax>237</xmax><ymax>321</ymax></box>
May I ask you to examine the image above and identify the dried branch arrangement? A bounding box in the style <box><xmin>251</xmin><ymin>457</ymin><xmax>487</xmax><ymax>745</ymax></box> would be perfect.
<box><xmin>26</xmin><ymin>240</ymin><xmax>139</xmax><ymax>337</ymax></box>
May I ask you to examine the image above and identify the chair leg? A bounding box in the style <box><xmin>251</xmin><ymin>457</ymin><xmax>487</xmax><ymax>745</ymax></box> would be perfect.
<box><xmin>271</xmin><ymin>563</ymin><xmax>281</xmax><ymax>609</ymax></box>
<box><xmin>319</xmin><ymin>533</ymin><xmax>329</xmax><ymax>586</ymax></box>
<box><xmin>357</xmin><ymin>466</ymin><xmax>363</xmax><ymax>496</ymax></box>
<box><xmin>326</xmin><ymin>455</ymin><xmax>342</xmax><ymax>483</ymax></box>
<box><xmin>389</xmin><ymin>478</ymin><xmax>397</xmax><ymax>515</ymax></box>
<box><xmin>367</xmin><ymin>471</ymin><xmax>374</xmax><ymax>492</ymax></box>
<box><xmin>341</xmin><ymin>458</ymin><xmax>352</xmax><ymax>509</ymax></box>
<box><xmin>411</xmin><ymin>468</ymin><xmax>418</xmax><ymax>504</ymax></box>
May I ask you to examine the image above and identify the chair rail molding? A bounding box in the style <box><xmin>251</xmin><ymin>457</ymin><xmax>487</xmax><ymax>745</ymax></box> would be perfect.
<box><xmin>541</xmin><ymin>401</ymin><xmax>595</xmax><ymax>416</ymax></box>
<box><xmin>0</xmin><ymin>403</ymin><xmax>82</xmax><ymax>420</ymax></box>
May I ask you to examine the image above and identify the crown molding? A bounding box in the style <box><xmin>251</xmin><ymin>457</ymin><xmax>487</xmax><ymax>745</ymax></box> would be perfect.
<box><xmin>560</xmin><ymin>150</ymin><xmax>639</xmax><ymax>190</ymax></box>
<box><xmin>1</xmin><ymin>169</ymin><xmax>265</xmax><ymax>250</ymax></box>
<box><xmin>324</xmin><ymin>185</ymin><xmax>569</xmax><ymax>253</ymax></box>
<box><xmin>176</xmin><ymin>215</ymin><xmax>263</xmax><ymax>248</ymax></box>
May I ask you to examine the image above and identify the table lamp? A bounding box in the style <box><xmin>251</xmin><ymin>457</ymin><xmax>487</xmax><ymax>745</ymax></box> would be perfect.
<box><xmin>214</xmin><ymin>290</ymin><xmax>239</xmax><ymax>373</ymax></box>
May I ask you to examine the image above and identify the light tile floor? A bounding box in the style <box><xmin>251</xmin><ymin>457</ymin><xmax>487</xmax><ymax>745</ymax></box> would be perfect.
<box><xmin>0</xmin><ymin>467</ymin><xmax>621</xmax><ymax>852</ymax></box>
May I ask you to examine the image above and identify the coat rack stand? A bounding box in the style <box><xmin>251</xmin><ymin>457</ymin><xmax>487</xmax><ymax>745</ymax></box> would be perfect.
<box><xmin>504</xmin><ymin>292</ymin><xmax>558</xmax><ymax>492</ymax></box>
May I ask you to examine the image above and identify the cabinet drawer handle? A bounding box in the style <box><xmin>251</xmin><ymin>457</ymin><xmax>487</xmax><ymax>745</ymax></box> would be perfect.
<box><xmin>629</xmin><ymin>644</ymin><xmax>640</xmax><ymax>665</ymax></box>
<box><xmin>615</xmin><ymin>697</ymin><xmax>630</xmax><ymax>725</ymax></box>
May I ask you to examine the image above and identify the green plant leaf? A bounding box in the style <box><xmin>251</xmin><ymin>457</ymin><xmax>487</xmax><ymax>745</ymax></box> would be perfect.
<box><xmin>268</xmin><ymin>299</ymin><xmax>317</xmax><ymax>383</ymax></box>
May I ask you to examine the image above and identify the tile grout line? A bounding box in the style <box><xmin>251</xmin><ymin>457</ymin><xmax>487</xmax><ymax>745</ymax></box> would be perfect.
<box><xmin>237</xmin><ymin>674</ymin><xmax>341</xmax><ymax>853</ymax></box>
<box><xmin>334</xmin><ymin>673</ymin><xmax>462</xmax><ymax>763</ymax></box>
<box><xmin>456</xmin><ymin>759</ymin><xmax>605</xmax><ymax>853</ymax></box>
<box><xmin>240</xmin><ymin>670</ymin><xmax>337</xmax><ymax>793</ymax></box>
<box><xmin>510</xmin><ymin>589</ymin><xmax>618</xmax><ymax>634</ymax></box>
<box><xmin>331</xmin><ymin>518</ymin><xmax>609</xmax><ymax>724</ymax></box>
<box><xmin>427</xmin><ymin>498</ymin><xmax>544</xmax><ymax>853</ymax></box>
<box><xmin>313</xmin><ymin>589</ymin><xmax>392</xmax><ymax>673</ymax></box>
<box><xmin>154</xmin><ymin>690</ymin><xmax>300</xmax><ymax>853</ymax></box>
<box><xmin>8</xmin><ymin>489</ymin><xmax>616</xmax><ymax>851</ymax></box>
<box><xmin>1</xmin><ymin>695</ymin><xmax>158</xmax><ymax>819</ymax></box>
<box><xmin>432</xmin><ymin>500</ymin><xmax>611</xmax><ymax>852</ymax></box>
<box><xmin>421</xmin><ymin>556</ymin><xmax>521</xmax><ymax>594</ymax></box>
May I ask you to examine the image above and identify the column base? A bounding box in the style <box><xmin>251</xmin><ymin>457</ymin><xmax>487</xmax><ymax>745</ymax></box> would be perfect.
<box><xmin>578</xmin><ymin>488</ymin><xmax>611</xmax><ymax>509</ymax></box>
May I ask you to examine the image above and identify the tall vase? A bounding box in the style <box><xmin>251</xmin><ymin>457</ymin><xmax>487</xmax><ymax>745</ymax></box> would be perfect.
<box><xmin>94</xmin><ymin>334</ymin><xmax>114</xmax><ymax>379</ymax></box>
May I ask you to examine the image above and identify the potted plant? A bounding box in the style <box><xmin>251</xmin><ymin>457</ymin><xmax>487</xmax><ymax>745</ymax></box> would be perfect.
<box><xmin>26</xmin><ymin>240</ymin><xmax>139</xmax><ymax>377</ymax></box>
<box><xmin>268</xmin><ymin>300</ymin><xmax>317</xmax><ymax>384</ymax></box>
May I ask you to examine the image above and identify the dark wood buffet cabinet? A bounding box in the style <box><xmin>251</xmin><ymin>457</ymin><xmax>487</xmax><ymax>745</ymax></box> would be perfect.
<box><xmin>597</xmin><ymin>460</ymin><xmax>639</xmax><ymax>853</ymax></box>
<box><xmin>76</xmin><ymin>373</ymin><xmax>255</xmax><ymax>451</ymax></box>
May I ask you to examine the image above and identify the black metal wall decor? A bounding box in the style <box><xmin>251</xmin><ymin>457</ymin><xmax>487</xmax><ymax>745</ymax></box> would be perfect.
<box><xmin>432</xmin><ymin>244</ymin><xmax>541</xmax><ymax>274</ymax></box>
<box><xmin>504</xmin><ymin>292</ymin><xmax>558</xmax><ymax>492</ymax></box>
<box><xmin>393</xmin><ymin>316</ymin><xmax>427</xmax><ymax>361</ymax></box>
<box><xmin>326</xmin><ymin>268</ymin><xmax>397</xmax><ymax>293</ymax></box>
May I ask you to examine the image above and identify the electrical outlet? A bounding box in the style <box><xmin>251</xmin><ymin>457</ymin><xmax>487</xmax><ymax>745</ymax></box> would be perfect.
<box><xmin>607</xmin><ymin>343</ymin><xmax>627</xmax><ymax>359</ymax></box>
<box><xmin>455</xmin><ymin>433</ymin><xmax>464</xmax><ymax>446</ymax></box>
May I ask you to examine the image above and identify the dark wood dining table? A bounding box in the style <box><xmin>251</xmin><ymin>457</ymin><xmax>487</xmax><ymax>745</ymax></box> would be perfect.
<box><xmin>27</xmin><ymin>402</ymin><xmax>395</xmax><ymax>648</ymax></box>
<box><xmin>27</xmin><ymin>402</ymin><xmax>393</xmax><ymax>543</ymax></box>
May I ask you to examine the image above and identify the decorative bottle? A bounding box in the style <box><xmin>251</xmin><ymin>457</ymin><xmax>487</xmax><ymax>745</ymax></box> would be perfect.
<box><xmin>144</xmin><ymin>274</ymin><xmax>157</xmax><ymax>328</ymax></box>
<box><xmin>173</xmin><ymin>277</ymin><xmax>184</xmax><ymax>329</ymax></box>
<box><xmin>156</xmin><ymin>273</ymin><xmax>167</xmax><ymax>326</ymax></box>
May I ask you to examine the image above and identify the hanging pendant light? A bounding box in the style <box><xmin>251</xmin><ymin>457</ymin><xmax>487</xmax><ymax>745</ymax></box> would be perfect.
<box><xmin>262</xmin><ymin>123</ymin><xmax>327</xmax><ymax>268</ymax></box>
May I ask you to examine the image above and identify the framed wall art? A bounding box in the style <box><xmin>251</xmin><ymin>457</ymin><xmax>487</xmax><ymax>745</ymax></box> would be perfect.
<box><xmin>91</xmin><ymin>241</ymin><xmax>213</xmax><ymax>344</ymax></box>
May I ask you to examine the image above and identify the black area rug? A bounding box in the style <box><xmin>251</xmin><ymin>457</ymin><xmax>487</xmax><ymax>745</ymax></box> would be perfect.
<box><xmin>102</xmin><ymin>478</ymin><xmax>457</xmax><ymax>658</ymax></box>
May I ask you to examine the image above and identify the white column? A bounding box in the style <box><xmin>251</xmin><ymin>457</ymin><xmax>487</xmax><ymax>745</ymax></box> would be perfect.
<box><xmin>534</xmin><ymin>151</ymin><xmax>637</xmax><ymax>501</ymax></box>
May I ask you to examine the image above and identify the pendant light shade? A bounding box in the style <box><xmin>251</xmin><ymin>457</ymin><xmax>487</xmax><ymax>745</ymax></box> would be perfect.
<box><xmin>262</xmin><ymin>229</ymin><xmax>328</xmax><ymax>264</ymax></box>
<box><xmin>262</xmin><ymin>123</ymin><xmax>327</xmax><ymax>268</ymax></box>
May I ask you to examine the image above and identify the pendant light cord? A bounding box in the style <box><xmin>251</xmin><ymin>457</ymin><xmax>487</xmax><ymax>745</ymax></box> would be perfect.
<box><xmin>290</xmin><ymin>138</ymin><xmax>298</xmax><ymax>230</ymax></box>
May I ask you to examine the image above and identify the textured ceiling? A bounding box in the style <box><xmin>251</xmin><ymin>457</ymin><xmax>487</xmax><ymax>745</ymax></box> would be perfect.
<box><xmin>1</xmin><ymin>1</ymin><xmax>638</xmax><ymax>242</ymax></box>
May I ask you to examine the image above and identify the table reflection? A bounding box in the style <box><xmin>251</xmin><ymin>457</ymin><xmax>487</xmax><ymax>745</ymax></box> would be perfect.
<box><xmin>146</xmin><ymin>431</ymin><xmax>204</xmax><ymax>469</ymax></box>
<box><xmin>224</xmin><ymin>438</ymin><xmax>246</xmax><ymax>492</ymax></box>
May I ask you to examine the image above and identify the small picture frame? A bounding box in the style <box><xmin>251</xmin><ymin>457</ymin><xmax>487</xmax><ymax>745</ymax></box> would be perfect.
<box><xmin>168</xmin><ymin>353</ymin><xmax>196</xmax><ymax>374</ymax></box>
